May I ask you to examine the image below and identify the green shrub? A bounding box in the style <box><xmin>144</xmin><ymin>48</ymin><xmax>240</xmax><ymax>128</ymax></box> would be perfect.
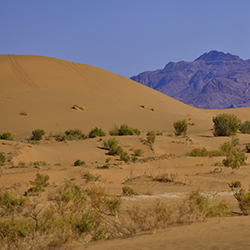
<box><xmin>234</xmin><ymin>187</ymin><xmax>250</xmax><ymax>215</ymax></box>
<box><xmin>64</xmin><ymin>129</ymin><xmax>85</xmax><ymax>140</ymax></box>
<box><xmin>88</xmin><ymin>127</ymin><xmax>106</xmax><ymax>138</ymax></box>
<box><xmin>220</xmin><ymin>139</ymin><xmax>246</xmax><ymax>169</ymax></box>
<box><xmin>173</xmin><ymin>120</ymin><xmax>188</xmax><ymax>136</ymax></box>
<box><xmin>222</xmin><ymin>149</ymin><xmax>247</xmax><ymax>169</ymax></box>
<box><xmin>240</xmin><ymin>120</ymin><xmax>250</xmax><ymax>134</ymax></box>
<box><xmin>120</xmin><ymin>151</ymin><xmax>130</xmax><ymax>162</ymax></box>
<box><xmin>133</xmin><ymin>128</ymin><xmax>141</xmax><ymax>135</ymax></box>
<box><xmin>103</xmin><ymin>138</ymin><xmax>124</xmax><ymax>155</ymax></box>
<box><xmin>109</xmin><ymin>124</ymin><xmax>141</xmax><ymax>136</ymax></box>
<box><xmin>146</xmin><ymin>131</ymin><xmax>156</xmax><ymax>144</ymax></box>
<box><xmin>212</xmin><ymin>113</ymin><xmax>241</xmax><ymax>136</ymax></box>
<box><xmin>0</xmin><ymin>153</ymin><xmax>5</xmax><ymax>165</ymax></box>
<box><xmin>25</xmin><ymin>173</ymin><xmax>50</xmax><ymax>195</ymax></box>
<box><xmin>131</xmin><ymin>156</ymin><xmax>138</xmax><ymax>162</ymax></box>
<box><xmin>74</xmin><ymin>159</ymin><xmax>86</xmax><ymax>166</ymax></box>
<box><xmin>0</xmin><ymin>132</ymin><xmax>13</xmax><ymax>141</ymax></box>
<box><xmin>186</xmin><ymin>147</ymin><xmax>208</xmax><ymax>157</ymax></box>
<box><xmin>32</xmin><ymin>129</ymin><xmax>45</xmax><ymax>140</ymax></box>
<box><xmin>103</xmin><ymin>138</ymin><xmax>118</xmax><ymax>150</ymax></box>
<box><xmin>122</xmin><ymin>186</ymin><xmax>138</xmax><ymax>196</ymax></box>
<box><xmin>187</xmin><ymin>189</ymin><xmax>230</xmax><ymax>217</ymax></box>
<box><xmin>0</xmin><ymin>190</ymin><xmax>27</xmax><ymax>216</ymax></box>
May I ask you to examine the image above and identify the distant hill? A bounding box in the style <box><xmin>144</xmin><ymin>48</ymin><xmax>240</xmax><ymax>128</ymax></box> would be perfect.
<box><xmin>130</xmin><ymin>50</ymin><xmax>250</xmax><ymax>109</ymax></box>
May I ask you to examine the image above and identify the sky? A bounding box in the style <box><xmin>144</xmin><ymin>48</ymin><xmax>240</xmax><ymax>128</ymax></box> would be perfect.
<box><xmin>0</xmin><ymin>0</ymin><xmax>250</xmax><ymax>77</ymax></box>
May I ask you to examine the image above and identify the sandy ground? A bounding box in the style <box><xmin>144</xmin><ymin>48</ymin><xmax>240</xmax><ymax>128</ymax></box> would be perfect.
<box><xmin>0</xmin><ymin>55</ymin><xmax>250</xmax><ymax>249</ymax></box>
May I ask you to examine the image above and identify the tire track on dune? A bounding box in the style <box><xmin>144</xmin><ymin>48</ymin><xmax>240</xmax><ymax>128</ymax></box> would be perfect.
<box><xmin>7</xmin><ymin>55</ymin><xmax>38</xmax><ymax>96</ymax></box>
<box><xmin>63</xmin><ymin>61</ymin><xmax>98</xmax><ymax>89</ymax></box>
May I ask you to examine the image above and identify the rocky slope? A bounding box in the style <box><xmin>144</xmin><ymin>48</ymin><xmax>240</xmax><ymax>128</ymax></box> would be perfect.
<box><xmin>131</xmin><ymin>50</ymin><xmax>250</xmax><ymax>109</ymax></box>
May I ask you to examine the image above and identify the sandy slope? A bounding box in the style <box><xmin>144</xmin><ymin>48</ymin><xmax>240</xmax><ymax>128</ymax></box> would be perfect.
<box><xmin>0</xmin><ymin>55</ymin><xmax>250</xmax><ymax>249</ymax></box>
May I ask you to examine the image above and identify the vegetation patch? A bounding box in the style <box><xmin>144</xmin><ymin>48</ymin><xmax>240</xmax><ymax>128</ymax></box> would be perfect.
<box><xmin>173</xmin><ymin>120</ymin><xmax>188</xmax><ymax>136</ymax></box>
<box><xmin>240</xmin><ymin>120</ymin><xmax>250</xmax><ymax>134</ymax></box>
<box><xmin>31</xmin><ymin>129</ymin><xmax>45</xmax><ymax>141</ymax></box>
<box><xmin>109</xmin><ymin>124</ymin><xmax>141</xmax><ymax>136</ymax></box>
<box><xmin>212</xmin><ymin>113</ymin><xmax>241</xmax><ymax>136</ymax></box>
<box><xmin>25</xmin><ymin>173</ymin><xmax>50</xmax><ymax>196</ymax></box>
<box><xmin>234</xmin><ymin>187</ymin><xmax>250</xmax><ymax>215</ymax></box>
<box><xmin>74</xmin><ymin>159</ymin><xmax>86</xmax><ymax>166</ymax></box>
<box><xmin>0</xmin><ymin>132</ymin><xmax>13</xmax><ymax>141</ymax></box>
<box><xmin>146</xmin><ymin>131</ymin><xmax>156</xmax><ymax>144</ymax></box>
<box><xmin>122</xmin><ymin>186</ymin><xmax>138</xmax><ymax>196</ymax></box>
<box><xmin>88</xmin><ymin>127</ymin><xmax>106</xmax><ymax>138</ymax></box>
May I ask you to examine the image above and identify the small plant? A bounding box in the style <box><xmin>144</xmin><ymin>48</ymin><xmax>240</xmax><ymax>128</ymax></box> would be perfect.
<box><xmin>156</xmin><ymin>132</ymin><xmax>163</xmax><ymax>136</ymax></box>
<box><xmin>120</xmin><ymin>151</ymin><xmax>130</xmax><ymax>163</ymax></box>
<box><xmin>208</xmin><ymin>150</ymin><xmax>225</xmax><ymax>157</ymax></box>
<box><xmin>234</xmin><ymin>187</ymin><xmax>250</xmax><ymax>215</ymax></box>
<box><xmin>0</xmin><ymin>153</ymin><xmax>5</xmax><ymax>165</ymax></box>
<box><xmin>186</xmin><ymin>147</ymin><xmax>208</xmax><ymax>157</ymax></box>
<box><xmin>64</xmin><ymin>129</ymin><xmax>85</xmax><ymax>140</ymax></box>
<box><xmin>240</xmin><ymin>120</ymin><xmax>250</xmax><ymax>134</ymax></box>
<box><xmin>0</xmin><ymin>132</ymin><xmax>13</xmax><ymax>141</ymax></box>
<box><xmin>131</xmin><ymin>156</ymin><xmax>138</xmax><ymax>162</ymax></box>
<box><xmin>229</xmin><ymin>181</ymin><xmax>241</xmax><ymax>188</ymax></box>
<box><xmin>173</xmin><ymin>120</ymin><xmax>188</xmax><ymax>136</ymax></box>
<box><xmin>25</xmin><ymin>173</ymin><xmax>50</xmax><ymax>195</ymax></box>
<box><xmin>74</xmin><ymin>159</ymin><xmax>86</xmax><ymax>166</ymax></box>
<box><xmin>109</xmin><ymin>124</ymin><xmax>140</xmax><ymax>136</ymax></box>
<box><xmin>32</xmin><ymin>129</ymin><xmax>45</xmax><ymax>140</ymax></box>
<box><xmin>106</xmin><ymin>157</ymin><xmax>112</xmax><ymax>163</ymax></box>
<box><xmin>88</xmin><ymin>127</ymin><xmax>106</xmax><ymax>138</ymax></box>
<box><xmin>122</xmin><ymin>186</ymin><xmax>138</xmax><ymax>196</ymax></box>
<box><xmin>146</xmin><ymin>131</ymin><xmax>156</xmax><ymax>144</ymax></box>
<box><xmin>212</xmin><ymin>113</ymin><xmax>241</xmax><ymax>136</ymax></box>
<box><xmin>83</xmin><ymin>172</ymin><xmax>101</xmax><ymax>183</ymax></box>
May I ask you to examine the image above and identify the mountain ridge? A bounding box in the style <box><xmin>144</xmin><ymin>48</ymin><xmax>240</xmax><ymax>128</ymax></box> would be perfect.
<box><xmin>130</xmin><ymin>50</ymin><xmax>250</xmax><ymax>109</ymax></box>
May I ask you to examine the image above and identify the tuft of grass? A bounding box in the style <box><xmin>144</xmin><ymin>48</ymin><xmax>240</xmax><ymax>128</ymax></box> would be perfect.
<box><xmin>146</xmin><ymin>131</ymin><xmax>156</xmax><ymax>144</ymax></box>
<box><xmin>134</xmin><ymin>149</ymin><xmax>144</xmax><ymax>157</ymax></box>
<box><xmin>186</xmin><ymin>147</ymin><xmax>208</xmax><ymax>157</ymax></box>
<box><xmin>0</xmin><ymin>132</ymin><xmax>13</xmax><ymax>141</ymax></box>
<box><xmin>234</xmin><ymin>187</ymin><xmax>250</xmax><ymax>215</ymax></box>
<box><xmin>109</xmin><ymin>124</ymin><xmax>141</xmax><ymax>136</ymax></box>
<box><xmin>25</xmin><ymin>173</ymin><xmax>50</xmax><ymax>196</ymax></box>
<box><xmin>88</xmin><ymin>127</ymin><xmax>106</xmax><ymax>138</ymax></box>
<box><xmin>229</xmin><ymin>180</ymin><xmax>241</xmax><ymax>188</ymax></box>
<box><xmin>31</xmin><ymin>129</ymin><xmax>45</xmax><ymax>141</ymax></box>
<box><xmin>0</xmin><ymin>153</ymin><xmax>5</xmax><ymax>166</ymax></box>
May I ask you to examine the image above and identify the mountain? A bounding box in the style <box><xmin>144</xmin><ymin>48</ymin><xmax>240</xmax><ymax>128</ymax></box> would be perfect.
<box><xmin>130</xmin><ymin>51</ymin><xmax>250</xmax><ymax>109</ymax></box>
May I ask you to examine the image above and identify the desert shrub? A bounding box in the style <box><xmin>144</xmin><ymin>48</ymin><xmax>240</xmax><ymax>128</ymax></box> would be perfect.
<box><xmin>122</xmin><ymin>186</ymin><xmax>138</xmax><ymax>196</ymax></box>
<box><xmin>103</xmin><ymin>138</ymin><xmax>124</xmax><ymax>155</ymax></box>
<box><xmin>103</xmin><ymin>138</ymin><xmax>118</xmax><ymax>150</ymax></box>
<box><xmin>229</xmin><ymin>181</ymin><xmax>241</xmax><ymax>188</ymax></box>
<box><xmin>19</xmin><ymin>111</ymin><xmax>27</xmax><ymax>116</ymax></box>
<box><xmin>234</xmin><ymin>187</ymin><xmax>250</xmax><ymax>215</ymax></box>
<box><xmin>82</xmin><ymin>172</ymin><xmax>100</xmax><ymax>183</ymax></box>
<box><xmin>186</xmin><ymin>147</ymin><xmax>208</xmax><ymax>157</ymax></box>
<box><xmin>146</xmin><ymin>131</ymin><xmax>156</xmax><ymax>144</ymax></box>
<box><xmin>74</xmin><ymin>159</ymin><xmax>86</xmax><ymax>166</ymax></box>
<box><xmin>153</xmin><ymin>173</ymin><xmax>177</xmax><ymax>182</ymax></box>
<box><xmin>0</xmin><ymin>190</ymin><xmax>27</xmax><ymax>216</ymax></box>
<box><xmin>187</xmin><ymin>189</ymin><xmax>230</xmax><ymax>217</ymax></box>
<box><xmin>25</xmin><ymin>173</ymin><xmax>50</xmax><ymax>195</ymax></box>
<box><xmin>106</xmin><ymin>157</ymin><xmax>112</xmax><ymax>163</ymax></box>
<box><xmin>231</xmin><ymin>136</ymin><xmax>239</xmax><ymax>147</ymax></box>
<box><xmin>109</xmin><ymin>124</ymin><xmax>140</xmax><ymax>136</ymax></box>
<box><xmin>120</xmin><ymin>151</ymin><xmax>130</xmax><ymax>162</ymax></box>
<box><xmin>29</xmin><ymin>161</ymin><xmax>47</xmax><ymax>166</ymax></box>
<box><xmin>32</xmin><ymin>129</ymin><xmax>45</xmax><ymax>140</ymax></box>
<box><xmin>222</xmin><ymin>149</ymin><xmax>246</xmax><ymax>169</ymax></box>
<box><xmin>88</xmin><ymin>127</ymin><xmax>106</xmax><ymax>138</ymax></box>
<box><xmin>173</xmin><ymin>120</ymin><xmax>188</xmax><ymax>136</ymax></box>
<box><xmin>0</xmin><ymin>132</ymin><xmax>13</xmax><ymax>141</ymax></box>
<box><xmin>212</xmin><ymin>113</ymin><xmax>241</xmax><ymax>136</ymax></box>
<box><xmin>240</xmin><ymin>120</ymin><xmax>250</xmax><ymax>134</ymax></box>
<box><xmin>134</xmin><ymin>149</ymin><xmax>143</xmax><ymax>156</ymax></box>
<box><xmin>156</xmin><ymin>132</ymin><xmax>163</xmax><ymax>136</ymax></box>
<box><xmin>65</xmin><ymin>129</ymin><xmax>85</xmax><ymax>140</ymax></box>
<box><xmin>0</xmin><ymin>153</ymin><xmax>5</xmax><ymax>165</ymax></box>
<box><xmin>118</xmin><ymin>124</ymin><xmax>133</xmax><ymax>135</ymax></box>
<box><xmin>220</xmin><ymin>139</ymin><xmax>246</xmax><ymax>169</ymax></box>
<box><xmin>131</xmin><ymin>156</ymin><xmax>138</xmax><ymax>162</ymax></box>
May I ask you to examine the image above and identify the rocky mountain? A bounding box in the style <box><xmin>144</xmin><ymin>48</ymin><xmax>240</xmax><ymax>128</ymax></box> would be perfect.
<box><xmin>130</xmin><ymin>50</ymin><xmax>250</xmax><ymax>109</ymax></box>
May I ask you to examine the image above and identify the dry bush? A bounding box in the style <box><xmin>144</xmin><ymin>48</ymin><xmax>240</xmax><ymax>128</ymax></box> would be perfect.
<box><xmin>234</xmin><ymin>187</ymin><xmax>250</xmax><ymax>215</ymax></box>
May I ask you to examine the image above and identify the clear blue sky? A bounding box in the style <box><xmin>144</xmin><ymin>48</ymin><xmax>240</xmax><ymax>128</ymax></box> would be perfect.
<box><xmin>1</xmin><ymin>0</ymin><xmax>249</xmax><ymax>77</ymax></box>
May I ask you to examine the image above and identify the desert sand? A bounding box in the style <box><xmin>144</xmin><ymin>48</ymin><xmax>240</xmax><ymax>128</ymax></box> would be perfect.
<box><xmin>0</xmin><ymin>55</ymin><xmax>250</xmax><ymax>249</ymax></box>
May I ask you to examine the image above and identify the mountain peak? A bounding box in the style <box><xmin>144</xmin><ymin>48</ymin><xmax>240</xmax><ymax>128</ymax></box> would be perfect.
<box><xmin>195</xmin><ymin>50</ymin><xmax>241</xmax><ymax>62</ymax></box>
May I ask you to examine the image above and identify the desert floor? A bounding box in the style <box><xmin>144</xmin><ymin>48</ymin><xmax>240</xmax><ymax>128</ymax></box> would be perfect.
<box><xmin>0</xmin><ymin>55</ymin><xmax>250</xmax><ymax>249</ymax></box>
